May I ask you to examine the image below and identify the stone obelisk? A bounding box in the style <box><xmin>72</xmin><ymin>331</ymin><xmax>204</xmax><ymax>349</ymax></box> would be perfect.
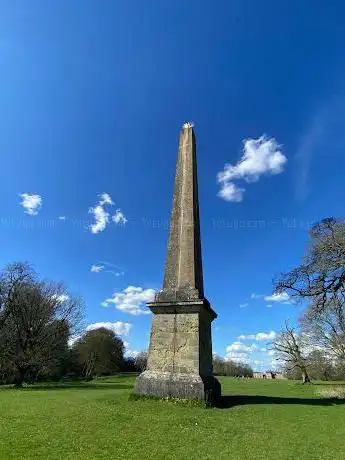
<box><xmin>135</xmin><ymin>122</ymin><xmax>220</xmax><ymax>404</ymax></box>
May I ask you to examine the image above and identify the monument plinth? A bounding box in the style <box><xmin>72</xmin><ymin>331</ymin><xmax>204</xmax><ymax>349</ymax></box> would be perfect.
<box><xmin>135</xmin><ymin>123</ymin><xmax>220</xmax><ymax>404</ymax></box>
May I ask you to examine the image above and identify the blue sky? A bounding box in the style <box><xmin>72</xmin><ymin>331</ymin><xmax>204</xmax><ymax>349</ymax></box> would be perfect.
<box><xmin>1</xmin><ymin>0</ymin><xmax>345</xmax><ymax>370</ymax></box>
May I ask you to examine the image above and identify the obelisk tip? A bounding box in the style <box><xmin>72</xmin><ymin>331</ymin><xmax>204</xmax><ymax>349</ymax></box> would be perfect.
<box><xmin>182</xmin><ymin>121</ymin><xmax>194</xmax><ymax>129</ymax></box>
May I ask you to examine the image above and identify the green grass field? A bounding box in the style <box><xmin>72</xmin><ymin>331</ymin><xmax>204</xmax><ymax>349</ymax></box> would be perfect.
<box><xmin>1</xmin><ymin>376</ymin><xmax>345</xmax><ymax>460</ymax></box>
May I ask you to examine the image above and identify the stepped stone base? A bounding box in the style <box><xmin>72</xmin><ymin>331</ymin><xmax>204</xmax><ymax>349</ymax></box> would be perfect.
<box><xmin>134</xmin><ymin>300</ymin><xmax>221</xmax><ymax>406</ymax></box>
<box><xmin>134</xmin><ymin>371</ymin><xmax>221</xmax><ymax>405</ymax></box>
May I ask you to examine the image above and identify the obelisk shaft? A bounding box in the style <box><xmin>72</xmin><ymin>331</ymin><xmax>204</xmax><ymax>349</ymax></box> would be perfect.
<box><xmin>158</xmin><ymin>124</ymin><xmax>204</xmax><ymax>301</ymax></box>
<box><xmin>134</xmin><ymin>123</ymin><xmax>220</xmax><ymax>404</ymax></box>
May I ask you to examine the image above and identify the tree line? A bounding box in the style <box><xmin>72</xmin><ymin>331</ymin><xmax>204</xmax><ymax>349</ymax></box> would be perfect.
<box><xmin>272</xmin><ymin>218</ymin><xmax>345</xmax><ymax>383</ymax></box>
<box><xmin>2</xmin><ymin>218</ymin><xmax>345</xmax><ymax>386</ymax></box>
<box><xmin>213</xmin><ymin>356</ymin><xmax>253</xmax><ymax>377</ymax></box>
<box><xmin>0</xmin><ymin>263</ymin><xmax>146</xmax><ymax>386</ymax></box>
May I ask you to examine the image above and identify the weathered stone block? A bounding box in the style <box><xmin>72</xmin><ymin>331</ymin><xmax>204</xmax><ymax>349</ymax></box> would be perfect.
<box><xmin>135</xmin><ymin>300</ymin><xmax>221</xmax><ymax>404</ymax></box>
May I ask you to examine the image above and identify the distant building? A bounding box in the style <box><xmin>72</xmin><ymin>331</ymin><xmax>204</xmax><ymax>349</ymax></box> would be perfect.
<box><xmin>273</xmin><ymin>372</ymin><xmax>287</xmax><ymax>380</ymax></box>
<box><xmin>253</xmin><ymin>371</ymin><xmax>286</xmax><ymax>380</ymax></box>
<box><xmin>253</xmin><ymin>372</ymin><xmax>266</xmax><ymax>379</ymax></box>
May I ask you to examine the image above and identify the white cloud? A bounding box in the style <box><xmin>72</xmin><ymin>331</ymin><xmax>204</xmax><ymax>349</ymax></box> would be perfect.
<box><xmin>225</xmin><ymin>351</ymin><xmax>249</xmax><ymax>362</ymax></box>
<box><xmin>99</xmin><ymin>193</ymin><xmax>114</xmax><ymax>206</ymax></box>
<box><xmin>264</xmin><ymin>291</ymin><xmax>294</xmax><ymax>305</ymax></box>
<box><xmin>264</xmin><ymin>292</ymin><xmax>290</xmax><ymax>302</ymax></box>
<box><xmin>268</xmin><ymin>350</ymin><xmax>275</xmax><ymax>356</ymax></box>
<box><xmin>238</xmin><ymin>334</ymin><xmax>255</xmax><ymax>340</ymax></box>
<box><xmin>250</xmin><ymin>359</ymin><xmax>266</xmax><ymax>367</ymax></box>
<box><xmin>102</xmin><ymin>285</ymin><xmax>155</xmax><ymax>316</ymax></box>
<box><xmin>125</xmin><ymin>348</ymin><xmax>140</xmax><ymax>358</ymax></box>
<box><xmin>270</xmin><ymin>359</ymin><xmax>285</xmax><ymax>369</ymax></box>
<box><xmin>226</xmin><ymin>341</ymin><xmax>256</xmax><ymax>353</ymax></box>
<box><xmin>217</xmin><ymin>135</ymin><xmax>287</xmax><ymax>202</ymax></box>
<box><xmin>217</xmin><ymin>182</ymin><xmax>245</xmax><ymax>202</ymax></box>
<box><xmin>86</xmin><ymin>321</ymin><xmax>132</xmax><ymax>336</ymax></box>
<box><xmin>255</xmin><ymin>331</ymin><xmax>277</xmax><ymax>341</ymax></box>
<box><xmin>58</xmin><ymin>216</ymin><xmax>67</xmax><ymax>221</ymax></box>
<box><xmin>249</xmin><ymin>291</ymin><xmax>293</xmax><ymax>305</ymax></box>
<box><xmin>218</xmin><ymin>136</ymin><xmax>287</xmax><ymax>182</ymax></box>
<box><xmin>112</xmin><ymin>209</ymin><xmax>128</xmax><ymax>225</ymax></box>
<box><xmin>19</xmin><ymin>193</ymin><xmax>42</xmax><ymax>216</ymax></box>
<box><xmin>90</xmin><ymin>264</ymin><xmax>104</xmax><ymax>273</ymax></box>
<box><xmin>89</xmin><ymin>204</ymin><xmax>110</xmax><ymax>234</ymax></box>
<box><xmin>89</xmin><ymin>193</ymin><xmax>127</xmax><ymax>234</ymax></box>
<box><xmin>123</xmin><ymin>340</ymin><xmax>141</xmax><ymax>358</ymax></box>
<box><xmin>226</xmin><ymin>341</ymin><xmax>267</xmax><ymax>354</ymax></box>
<box><xmin>238</xmin><ymin>331</ymin><xmax>277</xmax><ymax>341</ymax></box>
<box><xmin>68</xmin><ymin>322</ymin><xmax>132</xmax><ymax>348</ymax></box>
<box><xmin>239</xmin><ymin>303</ymin><xmax>248</xmax><ymax>308</ymax></box>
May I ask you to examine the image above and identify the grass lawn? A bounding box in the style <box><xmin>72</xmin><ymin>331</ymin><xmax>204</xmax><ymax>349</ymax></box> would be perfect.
<box><xmin>1</xmin><ymin>376</ymin><xmax>345</xmax><ymax>460</ymax></box>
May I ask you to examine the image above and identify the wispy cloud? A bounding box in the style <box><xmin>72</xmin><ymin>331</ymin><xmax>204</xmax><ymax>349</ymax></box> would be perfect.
<box><xmin>98</xmin><ymin>261</ymin><xmax>122</xmax><ymax>269</ymax></box>
<box><xmin>90</xmin><ymin>261</ymin><xmax>125</xmax><ymax>276</ymax></box>
<box><xmin>90</xmin><ymin>264</ymin><xmax>104</xmax><ymax>273</ymax></box>
<box><xmin>58</xmin><ymin>216</ymin><xmax>67</xmax><ymax>221</ymax></box>
<box><xmin>217</xmin><ymin>135</ymin><xmax>287</xmax><ymax>202</ymax></box>
<box><xmin>106</xmin><ymin>270</ymin><xmax>125</xmax><ymax>277</ymax></box>
<box><xmin>294</xmin><ymin>90</ymin><xmax>345</xmax><ymax>200</ymax></box>
<box><xmin>19</xmin><ymin>193</ymin><xmax>42</xmax><ymax>216</ymax></box>
<box><xmin>250</xmin><ymin>293</ymin><xmax>264</xmax><ymax>299</ymax></box>
<box><xmin>239</xmin><ymin>303</ymin><xmax>248</xmax><ymax>308</ymax></box>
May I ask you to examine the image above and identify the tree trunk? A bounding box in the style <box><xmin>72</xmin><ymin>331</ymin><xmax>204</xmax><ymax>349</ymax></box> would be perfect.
<box><xmin>302</xmin><ymin>369</ymin><xmax>311</xmax><ymax>384</ymax></box>
<box><xmin>14</xmin><ymin>367</ymin><xmax>27</xmax><ymax>387</ymax></box>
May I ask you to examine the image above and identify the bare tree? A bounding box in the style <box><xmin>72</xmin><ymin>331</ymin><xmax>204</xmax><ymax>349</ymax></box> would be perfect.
<box><xmin>275</xmin><ymin>218</ymin><xmax>345</xmax><ymax>313</ymax></box>
<box><xmin>307</xmin><ymin>350</ymin><xmax>335</xmax><ymax>381</ymax></box>
<box><xmin>301</xmin><ymin>298</ymin><xmax>345</xmax><ymax>363</ymax></box>
<box><xmin>135</xmin><ymin>351</ymin><xmax>148</xmax><ymax>372</ymax></box>
<box><xmin>0</xmin><ymin>262</ymin><xmax>84</xmax><ymax>386</ymax></box>
<box><xmin>0</xmin><ymin>262</ymin><xmax>35</xmax><ymax>329</ymax></box>
<box><xmin>272</xmin><ymin>322</ymin><xmax>311</xmax><ymax>384</ymax></box>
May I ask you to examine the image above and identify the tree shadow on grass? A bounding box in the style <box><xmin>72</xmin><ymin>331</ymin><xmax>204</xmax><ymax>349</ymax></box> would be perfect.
<box><xmin>217</xmin><ymin>395</ymin><xmax>345</xmax><ymax>409</ymax></box>
<box><xmin>7</xmin><ymin>383</ymin><xmax>133</xmax><ymax>391</ymax></box>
